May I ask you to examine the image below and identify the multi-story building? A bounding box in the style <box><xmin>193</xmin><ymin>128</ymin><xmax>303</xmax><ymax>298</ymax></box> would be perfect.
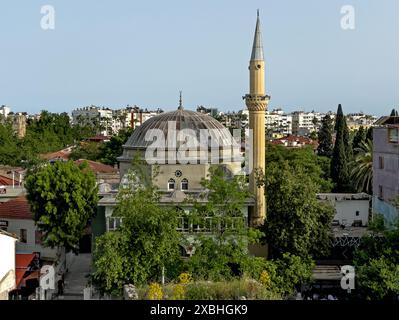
<box><xmin>265</xmin><ymin>108</ymin><xmax>292</xmax><ymax>137</ymax></box>
<box><xmin>72</xmin><ymin>106</ymin><xmax>114</xmax><ymax>136</ymax></box>
<box><xmin>372</xmin><ymin>115</ymin><xmax>399</xmax><ymax>226</ymax></box>
<box><xmin>0</xmin><ymin>105</ymin><xmax>11</xmax><ymax>119</ymax></box>
<box><xmin>291</xmin><ymin>111</ymin><xmax>324</xmax><ymax>136</ymax></box>
<box><xmin>72</xmin><ymin>105</ymin><xmax>163</xmax><ymax>135</ymax></box>
<box><xmin>347</xmin><ymin>112</ymin><xmax>377</xmax><ymax>131</ymax></box>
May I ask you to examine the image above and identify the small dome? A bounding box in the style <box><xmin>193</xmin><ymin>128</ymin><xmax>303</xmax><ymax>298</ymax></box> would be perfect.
<box><xmin>123</xmin><ymin>109</ymin><xmax>235</xmax><ymax>150</ymax></box>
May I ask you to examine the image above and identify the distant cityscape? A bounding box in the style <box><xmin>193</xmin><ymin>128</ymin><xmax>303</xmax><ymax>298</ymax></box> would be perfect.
<box><xmin>0</xmin><ymin>104</ymin><xmax>380</xmax><ymax>140</ymax></box>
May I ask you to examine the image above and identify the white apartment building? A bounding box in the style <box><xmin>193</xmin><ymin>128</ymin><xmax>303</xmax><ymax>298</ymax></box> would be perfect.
<box><xmin>265</xmin><ymin>108</ymin><xmax>292</xmax><ymax>136</ymax></box>
<box><xmin>72</xmin><ymin>105</ymin><xmax>162</xmax><ymax>135</ymax></box>
<box><xmin>291</xmin><ymin>111</ymin><xmax>324</xmax><ymax>136</ymax></box>
<box><xmin>72</xmin><ymin>106</ymin><xmax>114</xmax><ymax>136</ymax></box>
<box><xmin>0</xmin><ymin>105</ymin><xmax>11</xmax><ymax>119</ymax></box>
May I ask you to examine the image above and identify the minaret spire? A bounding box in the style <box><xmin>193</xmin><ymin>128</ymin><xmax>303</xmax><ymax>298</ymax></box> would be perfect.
<box><xmin>178</xmin><ymin>90</ymin><xmax>183</xmax><ymax>110</ymax></box>
<box><xmin>251</xmin><ymin>10</ymin><xmax>264</xmax><ymax>61</ymax></box>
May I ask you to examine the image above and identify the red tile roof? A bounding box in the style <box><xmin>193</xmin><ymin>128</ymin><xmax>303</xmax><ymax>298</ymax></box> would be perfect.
<box><xmin>271</xmin><ymin>135</ymin><xmax>318</xmax><ymax>147</ymax></box>
<box><xmin>41</xmin><ymin>149</ymin><xmax>71</xmax><ymax>161</ymax></box>
<box><xmin>74</xmin><ymin>159</ymin><xmax>118</xmax><ymax>174</ymax></box>
<box><xmin>0</xmin><ymin>175</ymin><xmax>21</xmax><ymax>186</ymax></box>
<box><xmin>87</xmin><ymin>135</ymin><xmax>111</xmax><ymax>142</ymax></box>
<box><xmin>0</xmin><ymin>197</ymin><xmax>33</xmax><ymax>220</ymax></box>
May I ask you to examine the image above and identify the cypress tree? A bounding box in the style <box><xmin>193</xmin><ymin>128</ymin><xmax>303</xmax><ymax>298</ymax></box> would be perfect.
<box><xmin>343</xmin><ymin>116</ymin><xmax>352</xmax><ymax>161</ymax></box>
<box><xmin>366</xmin><ymin>127</ymin><xmax>373</xmax><ymax>142</ymax></box>
<box><xmin>390</xmin><ymin>109</ymin><xmax>397</xmax><ymax>117</ymax></box>
<box><xmin>331</xmin><ymin>104</ymin><xmax>351</xmax><ymax>192</ymax></box>
<box><xmin>317</xmin><ymin>114</ymin><xmax>334</xmax><ymax>157</ymax></box>
<box><xmin>352</xmin><ymin>126</ymin><xmax>366</xmax><ymax>153</ymax></box>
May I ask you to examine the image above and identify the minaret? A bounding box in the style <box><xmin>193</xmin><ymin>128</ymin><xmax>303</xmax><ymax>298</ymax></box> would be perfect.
<box><xmin>244</xmin><ymin>10</ymin><xmax>270</xmax><ymax>227</ymax></box>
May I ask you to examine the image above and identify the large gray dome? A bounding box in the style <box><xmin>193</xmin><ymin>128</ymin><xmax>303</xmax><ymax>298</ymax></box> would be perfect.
<box><xmin>123</xmin><ymin>108</ymin><xmax>236</xmax><ymax>150</ymax></box>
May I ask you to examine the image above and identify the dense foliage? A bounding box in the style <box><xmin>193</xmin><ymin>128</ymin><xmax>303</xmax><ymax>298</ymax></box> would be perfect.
<box><xmin>92</xmin><ymin>164</ymin><xmax>182</xmax><ymax>295</ymax></box>
<box><xmin>350</xmin><ymin>139</ymin><xmax>373</xmax><ymax>193</ymax></box>
<box><xmin>69</xmin><ymin>128</ymin><xmax>133</xmax><ymax>165</ymax></box>
<box><xmin>25</xmin><ymin>161</ymin><xmax>98</xmax><ymax>252</ymax></box>
<box><xmin>354</xmin><ymin>212</ymin><xmax>399</xmax><ymax>300</ymax></box>
<box><xmin>261</xmin><ymin>161</ymin><xmax>335</xmax><ymax>259</ymax></box>
<box><xmin>331</xmin><ymin>104</ymin><xmax>352</xmax><ymax>192</ymax></box>
<box><xmin>0</xmin><ymin>111</ymin><xmax>95</xmax><ymax>167</ymax></box>
<box><xmin>317</xmin><ymin>114</ymin><xmax>334</xmax><ymax>157</ymax></box>
<box><xmin>266</xmin><ymin>144</ymin><xmax>333</xmax><ymax>192</ymax></box>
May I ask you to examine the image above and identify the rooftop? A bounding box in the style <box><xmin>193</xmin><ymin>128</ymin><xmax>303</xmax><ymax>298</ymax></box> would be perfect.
<box><xmin>0</xmin><ymin>196</ymin><xmax>32</xmax><ymax>220</ymax></box>
<box><xmin>74</xmin><ymin>159</ymin><xmax>118</xmax><ymax>174</ymax></box>
<box><xmin>317</xmin><ymin>193</ymin><xmax>371</xmax><ymax>201</ymax></box>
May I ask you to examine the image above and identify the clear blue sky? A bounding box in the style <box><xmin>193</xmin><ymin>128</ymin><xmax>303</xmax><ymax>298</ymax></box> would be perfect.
<box><xmin>0</xmin><ymin>0</ymin><xmax>398</xmax><ymax>115</ymax></box>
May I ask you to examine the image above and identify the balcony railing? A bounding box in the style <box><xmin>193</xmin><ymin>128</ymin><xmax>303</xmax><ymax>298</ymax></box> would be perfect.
<box><xmin>176</xmin><ymin>216</ymin><xmax>246</xmax><ymax>234</ymax></box>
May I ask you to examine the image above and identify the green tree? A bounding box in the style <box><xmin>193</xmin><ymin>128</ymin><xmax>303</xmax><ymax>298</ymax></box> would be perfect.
<box><xmin>352</xmin><ymin>126</ymin><xmax>366</xmax><ymax>154</ymax></box>
<box><xmin>261</xmin><ymin>162</ymin><xmax>335</xmax><ymax>259</ymax></box>
<box><xmin>186</xmin><ymin>166</ymin><xmax>263</xmax><ymax>280</ymax></box>
<box><xmin>331</xmin><ymin>104</ymin><xmax>351</xmax><ymax>192</ymax></box>
<box><xmin>98</xmin><ymin>128</ymin><xmax>133</xmax><ymax>165</ymax></box>
<box><xmin>354</xmin><ymin>210</ymin><xmax>399</xmax><ymax>300</ymax></box>
<box><xmin>25</xmin><ymin>161</ymin><xmax>98</xmax><ymax>252</ymax></box>
<box><xmin>70</xmin><ymin>142</ymin><xmax>102</xmax><ymax>161</ymax></box>
<box><xmin>267</xmin><ymin>144</ymin><xmax>333</xmax><ymax>192</ymax></box>
<box><xmin>350</xmin><ymin>139</ymin><xmax>373</xmax><ymax>193</ymax></box>
<box><xmin>366</xmin><ymin>127</ymin><xmax>373</xmax><ymax>142</ymax></box>
<box><xmin>356</xmin><ymin>257</ymin><xmax>399</xmax><ymax>300</ymax></box>
<box><xmin>317</xmin><ymin>114</ymin><xmax>334</xmax><ymax>157</ymax></box>
<box><xmin>92</xmin><ymin>163</ymin><xmax>182</xmax><ymax>294</ymax></box>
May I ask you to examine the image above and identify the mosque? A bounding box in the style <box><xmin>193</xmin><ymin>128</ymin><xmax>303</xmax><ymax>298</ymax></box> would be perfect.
<box><xmin>95</xmin><ymin>11</ymin><xmax>269</xmax><ymax>241</ymax></box>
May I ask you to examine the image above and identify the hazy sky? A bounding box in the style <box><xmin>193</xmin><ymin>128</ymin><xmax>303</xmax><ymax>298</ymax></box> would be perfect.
<box><xmin>0</xmin><ymin>0</ymin><xmax>398</xmax><ymax>115</ymax></box>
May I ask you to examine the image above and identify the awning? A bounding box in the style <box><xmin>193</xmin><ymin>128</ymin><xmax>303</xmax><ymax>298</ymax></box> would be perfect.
<box><xmin>15</xmin><ymin>253</ymin><xmax>36</xmax><ymax>288</ymax></box>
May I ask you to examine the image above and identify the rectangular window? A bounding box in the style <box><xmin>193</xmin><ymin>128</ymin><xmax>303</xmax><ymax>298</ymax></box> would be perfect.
<box><xmin>20</xmin><ymin>229</ymin><xmax>27</xmax><ymax>243</ymax></box>
<box><xmin>379</xmin><ymin>156</ymin><xmax>384</xmax><ymax>170</ymax></box>
<box><xmin>379</xmin><ymin>185</ymin><xmax>383</xmax><ymax>200</ymax></box>
<box><xmin>108</xmin><ymin>217</ymin><xmax>123</xmax><ymax>231</ymax></box>
<box><xmin>388</xmin><ymin>128</ymin><xmax>399</xmax><ymax>143</ymax></box>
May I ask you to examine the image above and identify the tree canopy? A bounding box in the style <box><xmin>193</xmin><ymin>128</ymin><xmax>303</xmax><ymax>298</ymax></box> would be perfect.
<box><xmin>0</xmin><ymin>111</ymin><xmax>96</xmax><ymax>167</ymax></box>
<box><xmin>261</xmin><ymin>161</ymin><xmax>335</xmax><ymax>259</ymax></box>
<box><xmin>331</xmin><ymin>104</ymin><xmax>352</xmax><ymax>192</ymax></box>
<box><xmin>317</xmin><ymin>114</ymin><xmax>334</xmax><ymax>158</ymax></box>
<box><xmin>92</xmin><ymin>164</ymin><xmax>182</xmax><ymax>294</ymax></box>
<box><xmin>25</xmin><ymin>161</ymin><xmax>98</xmax><ymax>252</ymax></box>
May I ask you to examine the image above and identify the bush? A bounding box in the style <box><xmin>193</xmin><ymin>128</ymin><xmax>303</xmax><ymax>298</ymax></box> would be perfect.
<box><xmin>147</xmin><ymin>283</ymin><xmax>163</xmax><ymax>300</ymax></box>
<box><xmin>184</xmin><ymin>279</ymin><xmax>281</xmax><ymax>300</ymax></box>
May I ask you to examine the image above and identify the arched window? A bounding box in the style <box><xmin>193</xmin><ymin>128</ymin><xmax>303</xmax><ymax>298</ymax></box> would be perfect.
<box><xmin>181</xmin><ymin>178</ymin><xmax>188</xmax><ymax>191</ymax></box>
<box><xmin>168</xmin><ymin>178</ymin><xmax>175</xmax><ymax>190</ymax></box>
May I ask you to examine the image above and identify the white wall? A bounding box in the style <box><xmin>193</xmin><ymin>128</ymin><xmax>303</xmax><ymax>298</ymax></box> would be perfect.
<box><xmin>333</xmin><ymin>200</ymin><xmax>369</xmax><ymax>226</ymax></box>
<box><xmin>2</xmin><ymin>219</ymin><xmax>58</xmax><ymax>260</ymax></box>
<box><xmin>0</xmin><ymin>233</ymin><xmax>16</xmax><ymax>299</ymax></box>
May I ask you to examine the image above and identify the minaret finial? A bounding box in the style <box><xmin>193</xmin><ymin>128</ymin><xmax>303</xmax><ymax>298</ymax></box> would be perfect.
<box><xmin>178</xmin><ymin>90</ymin><xmax>183</xmax><ymax>110</ymax></box>
<box><xmin>251</xmin><ymin>10</ymin><xmax>264</xmax><ymax>61</ymax></box>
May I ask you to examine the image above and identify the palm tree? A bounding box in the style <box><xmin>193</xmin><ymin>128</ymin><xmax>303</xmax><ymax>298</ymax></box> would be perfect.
<box><xmin>350</xmin><ymin>139</ymin><xmax>373</xmax><ymax>194</ymax></box>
